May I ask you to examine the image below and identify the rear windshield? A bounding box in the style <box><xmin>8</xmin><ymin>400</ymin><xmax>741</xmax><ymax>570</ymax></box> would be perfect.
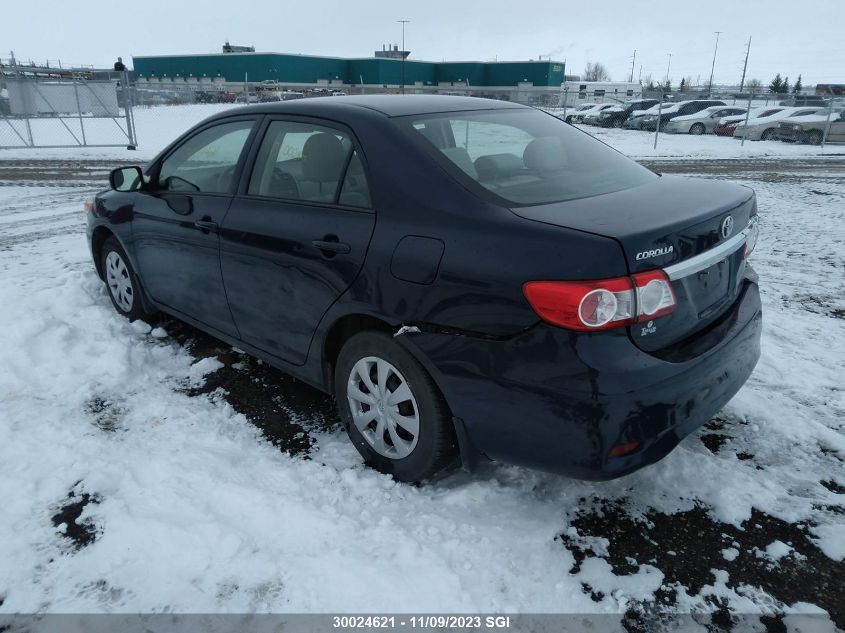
<box><xmin>401</xmin><ymin>108</ymin><xmax>656</xmax><ymax>206</ymax></box>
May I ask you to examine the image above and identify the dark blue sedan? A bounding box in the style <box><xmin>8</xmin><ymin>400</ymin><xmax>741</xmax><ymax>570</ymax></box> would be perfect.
<box><xmin>87</xmin><ymin>95</ymin><xmax>762</xmax><ymax>482</ymax></box>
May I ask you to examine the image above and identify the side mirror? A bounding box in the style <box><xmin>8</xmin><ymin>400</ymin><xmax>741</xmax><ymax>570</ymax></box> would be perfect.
<box><xmin>109</xmin><ymin>166</ymin><xmax>144</xmax><ymax>192</ymax></box>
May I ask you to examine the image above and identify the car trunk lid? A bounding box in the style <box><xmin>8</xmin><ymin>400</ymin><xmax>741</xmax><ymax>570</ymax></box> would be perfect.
<box><xmin>510</xmin><ymin>176</ymin><xmax>756</xmax><ymax>351</ymax></box>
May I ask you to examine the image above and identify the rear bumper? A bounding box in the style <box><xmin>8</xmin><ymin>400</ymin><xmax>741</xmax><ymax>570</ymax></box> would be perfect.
<box><xmin>399</xmin><ymin>277</ymin><xmax>762</xmax><ymax>480</ymax></box>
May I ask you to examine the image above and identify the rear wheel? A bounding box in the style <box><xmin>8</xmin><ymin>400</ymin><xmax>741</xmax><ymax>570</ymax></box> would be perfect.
<box><xmin>611</xmin><ymin>117</ymin><xmax>624</xmax><ymax>128</ymax></box>
<box><xmin>101</xmin><ymin>237</ymin><xmax>147</xmax><ymax>321</ymax></box>
<box><xmin>690</xmin><ymin>123</ymin><xmax>706</xmax><ymax>135</ymax></box>
<box><xmin>334</xmin><ymin>331</ymin><xmax>457</xmax><ymax>483</ymax></box>
<box><xmin>806</xmin><ymin>130</ymin><xmax>824</xmax><ymax>145</ymax></box>
<box><xmin>760</xmin><ymin>128</ymin><xmax>776</xmax><ymax>141</ymax></box>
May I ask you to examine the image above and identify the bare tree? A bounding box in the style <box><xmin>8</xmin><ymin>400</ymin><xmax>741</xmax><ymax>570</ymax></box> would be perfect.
<box><xmin>747</xmin><ymin>78</ymin><xmax>763</xmax><ymax>94</ymax></box>
<box><xmin>583</xmin><ymin>62</ymin><xmax>610</xmax><ymax>82</ymax></box>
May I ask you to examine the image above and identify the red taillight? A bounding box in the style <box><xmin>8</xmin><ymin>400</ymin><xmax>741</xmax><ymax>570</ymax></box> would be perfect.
<box><xmin>608</xmin><ymin>441</ymin><xmax>640</xmax><ymax>458</ymax></box>
<box><xmin>523</xmin><ymin>270</ymin><xmax>677</xmax><ymax>332</ymax></box>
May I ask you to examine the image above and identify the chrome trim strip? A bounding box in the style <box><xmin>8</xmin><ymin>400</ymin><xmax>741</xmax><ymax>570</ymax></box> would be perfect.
<box><xmin>664</xmin><ymin>220</ymin><xmax>754</xmax><ymax>281</ymax></box>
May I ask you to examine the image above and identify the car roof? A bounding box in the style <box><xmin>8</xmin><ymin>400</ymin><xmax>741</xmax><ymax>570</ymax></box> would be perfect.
<box><xmin>221</xmin><ymin>94</ymin><xmax>529</xmax><ymax>118</ymax></box>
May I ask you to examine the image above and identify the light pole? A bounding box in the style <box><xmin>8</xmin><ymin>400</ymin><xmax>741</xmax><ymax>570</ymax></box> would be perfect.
<box><xmin>666</xmin><ymin>53</ymin><xmax>672</xmax><ymax>89</ymax></box>
<box><xmin>398</xmin><ymin>19</ymin><xmax>410</xmax><ymax>95</ymax></box>
<box><xmin>708</xmin><ymin>31</ymin><xmax>721</xmax><ymax>97</ymax></box>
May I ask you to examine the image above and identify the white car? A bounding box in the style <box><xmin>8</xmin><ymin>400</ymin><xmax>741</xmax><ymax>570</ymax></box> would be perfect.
<box><xmin>663</xmin><ymin>105</ymin><xmax>748</xmax><ymax>135</ymax></box>
<box><xmin>563</xmin><ymin>103</ymin><xmax>615</xmax><ymax>124</ymax></box>
<box><xmin>734</xmin><ymin>106</ymin><xmax>825</xmax><ymax>141</ymax></box>
<box><xmin>715</xmin><ymin>107</ymin><xmax>787</xmax><ymax>136</ymax></box>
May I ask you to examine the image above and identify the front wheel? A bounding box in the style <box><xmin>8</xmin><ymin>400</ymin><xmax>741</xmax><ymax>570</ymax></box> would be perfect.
<box><xmin>760</xmin><ymin>128</ymin><xmax>776</xmax><ymax>141</ymax></box>
<box><xmin>611</xmin><ymin>117</ymin><xmax>624</xmax><ymax>128</ymax></box>
<box><xmin>101</xmin><ymin>237</ymin><xmax>147</xmax><ymax>321</ymax></box>
<box><xmin>334</xmin><ymin>331</ymin><xmax>457</xmax><ymax>483</ymax></box>
<box><xmin>806</xmin><ymin>130</ymin><xmax>824</xmax><ymax>145</ymax></box>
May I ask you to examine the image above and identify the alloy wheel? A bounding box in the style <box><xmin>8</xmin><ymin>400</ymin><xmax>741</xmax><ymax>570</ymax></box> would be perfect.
<box><xmin>346</xmin><ymin>356</ymin><xmax>420</xmax><ymax>459</ymax></box>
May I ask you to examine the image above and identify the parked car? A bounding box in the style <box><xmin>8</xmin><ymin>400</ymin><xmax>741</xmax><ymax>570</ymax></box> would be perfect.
<box><xmin>89</xmin><ymin>96</ymin><xmax>761</xmax><ymax>483</ymax></box>
<box><xmin>664</xmin><ymin>106</ymin><xmax>748</xmax><ymax>135</ymax></box>
<box><xmin>235</xmin><ymin>92</ymin><xmax>259</xmax><ymax>104</ymax></box>
<box><xmin>588</xmin><ymin>99</ymin><xmax>660</xmax><ymax>128</ymax></box>
<box><xmin>778</xmin><ymin>96</ymin><xmax>827</xmax><ymax>107</ymax></box>
<box><xmin>714</xmin><ymin>107</ymin><xmax>787</xmax><ymax>136</ymax></box>
<box><xmin>564</xmin><ymin>103</ymin><xmax>615</xmax><ymax>124</ymax></box>
<box><xmin>734</xmin><ymin>106</ymin><xmax>825</xmax><ymax>141</ymax></box>
<box><xmin>623</xmin><ymin>103</ymin><xmax>663</xmax><ymax>130</ymax></box>
<box><xmin>776</xmin><ymin>109</ymin><xmax>845</xmax><ymax>144</ymax></box>
<box><xmin>640</xmin><ymin>100</ymin><xmax>727</xmax><ymax>131</ymax></box>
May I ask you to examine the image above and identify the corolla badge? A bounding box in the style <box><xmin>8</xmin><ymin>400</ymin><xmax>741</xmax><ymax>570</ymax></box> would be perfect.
<box><xmin>721</xmin><ymin>216</ymin><xmax>734</xmax><ymax>239</ymax></box>
<box><xmin>635</xmin><ymin>245</ymin><xmax>674</xmax><ymax>260</ymax></box>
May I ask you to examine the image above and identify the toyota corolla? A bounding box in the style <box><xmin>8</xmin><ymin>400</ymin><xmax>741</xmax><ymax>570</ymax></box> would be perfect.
<box><xmin>87</xmin><ymin>95</ymin><xmax>762</xmax><ymax>483</ymax></box>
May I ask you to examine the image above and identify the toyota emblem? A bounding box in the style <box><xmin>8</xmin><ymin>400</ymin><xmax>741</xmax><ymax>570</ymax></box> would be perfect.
<box><xmin>721</xmin><ymin>216</ymin><xmax>734</xmax><ymax>239</ymax></box>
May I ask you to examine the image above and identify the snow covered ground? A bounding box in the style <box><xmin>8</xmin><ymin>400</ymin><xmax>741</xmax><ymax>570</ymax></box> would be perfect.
<box><xmin>1</xmin><ymin>102</ymin><xmax>843</xmax><ymax>162</ymax></box>
<box><xmin>0</xmin><ymin>156</ymin><xmax>843</xmax><ymax>627</ymax></box>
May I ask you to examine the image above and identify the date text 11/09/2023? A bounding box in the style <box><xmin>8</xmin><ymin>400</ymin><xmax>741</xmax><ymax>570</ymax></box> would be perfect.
<box><xmin>332</xmin><ymin>616</ymin><xmax>512</xmax><ymax>629</ymax></box>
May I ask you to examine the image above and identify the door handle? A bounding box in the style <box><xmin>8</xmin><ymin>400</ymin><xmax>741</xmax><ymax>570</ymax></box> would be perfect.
<box><xmin>312</xmin><ymin>238</ymin><xmax>351</xmax><ymax>255</ymax></box>
<box><xmin>194</xmin><ymin>219</ymin><xmax>218</xmax><ymax>233</ymax></box>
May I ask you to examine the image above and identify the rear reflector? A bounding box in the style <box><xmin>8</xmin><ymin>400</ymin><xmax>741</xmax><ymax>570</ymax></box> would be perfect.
<box><xmin>608</xmin><ymin>441</ymin><xmax>640</xmax><ymax>458</ymax></box>
<box><xmin>524</xmin><ymin>270</ymin><xmax>676</xmax><ymax>332</ymax></box>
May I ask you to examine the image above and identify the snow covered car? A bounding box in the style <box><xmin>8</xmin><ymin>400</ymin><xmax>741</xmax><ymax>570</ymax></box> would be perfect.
<box><xmin>87</xmin><ymin>96</ymin><xmax>762</xmax><ymax>483</ymax></box>
<box><xmin>623</xmin><ymin>104</ymin><xmax>663</xmax><ymax>130</ymax></box>
<box><xmin>734</xmin><ymin>106</ymin><xmax>824</xmax><ymax>141</ymax></box>
<box><xmin>714</xmin><ymin>107</ymin><xmax>787</xmax><ymax>137</ymax></box>
<box><xmin>591</xmin><ymin>99</ymin><xmax>660</xmax><ymax>128</ymax></box>
<box><xmin>564</xmin><ymin>103</ymin><xmax>615</xmax><ymax>124</ymax></box>
<box><xmin>776</xmin><ymin>109</ymin><xmax>845</xmax><ymax>144</ymax></box>
<box><xmin>663</xmin><ymin>106</ymin><xmax>748</xmax><ymax>135</ymax></box>
<box><xmin>639</xmin><ymin>100</ymin><xmax>727</xmax><ymax>131</ymax></box>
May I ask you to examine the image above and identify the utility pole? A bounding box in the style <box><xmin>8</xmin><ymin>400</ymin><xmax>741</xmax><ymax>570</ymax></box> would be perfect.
<box><xmin>739</xmin><ymin>36</ymin><xmax>752</xmax><ymax>93</ymax></box>
<box><xmin>629</xmin><ymin>49</ymin><xmax>636</xmax><ymax>83</ymax></box>
<box><xmin>708</xmin><ymin>31</ymin><xmax>721</xmax><ymax>97</ymax></box>
<box><xmin>398</xmin><ymin>19</ymin><xmax>410</xmax><ymax>95</ymax></box>
<box><xmin>666</xmin><ymin>53</ymin><xmax>673</xmax><ymax>86</ymax></box>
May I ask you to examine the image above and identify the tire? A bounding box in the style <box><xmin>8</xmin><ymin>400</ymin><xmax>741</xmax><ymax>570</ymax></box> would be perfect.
<box><xmin>760</xmin><ymin>128</ymin><xmax>776</xmax><ymax>141</ymax></box>
<box><xmin>690</xmin><ymin>123</ymin><xmax>706</xmax><ymax>135</ymax></box>
<box><xmin>806</xmin><ymin>130</ymin><xmax>824</xmax><ymax>146</ymax></box>
<box><xmin>100</xmin><ymin>237</ymin><xmax>147</xmax><ymax>321</ymax></box>
<box><xmin>565</xmin><ymin>116</ymin><xmax>573</xmax><ymax>124</ymax></box>
<box><xmin>611</xmin><ymin>117</ymin><xmax>624</xmax><ymax>128</ymax></box>
<box><xmin>334</xmin><ymin>331</ymin><xmax>457</xmax><ymax>483</ymax></box>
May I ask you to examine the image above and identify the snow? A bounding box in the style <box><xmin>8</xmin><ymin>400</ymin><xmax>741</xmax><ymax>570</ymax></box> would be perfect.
<box><xmin>0</xmin><ymin>152</ymin><xmax>844</xmax><ymax>616</ymax></box>
<box><xmin>582</xmin><ymin>125</ymin><xmax>845</xmax><ymax>158</ymax></box>
<box><xmin>764</xmin><ymin>541</ymin><xmax>793</xmax><ymax>561</ymax></box>
<box><xmin>2</xmin><ymin>102</ymin><xmax>842</xmax><ymax>164</ymax></box>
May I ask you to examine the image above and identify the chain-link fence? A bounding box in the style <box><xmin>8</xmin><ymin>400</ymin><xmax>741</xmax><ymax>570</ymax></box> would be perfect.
<box><xmin>545</xmin><ymin>87</ymin><xmax>845</xmax><ymax>149</ymax></box>
<box><xmin>0</xmin><ymin>71</ymin><xmax>137</xmax><ymax>149</ymax></box>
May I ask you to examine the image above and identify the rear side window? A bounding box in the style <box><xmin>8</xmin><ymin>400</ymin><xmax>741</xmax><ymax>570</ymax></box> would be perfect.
<box><xmin>403</xmin><ymin>108</ymin><xmax>656</xmax><ymax>206</ymax></box>
<box><xmin>248</xmin><ymin>120</ymin><xmax>370</xmax><ymax>207</ymax></box>
<box><xmin>158</xmin><ymin>121</ymin><xmax>253</xmax><ymax>193</ymax></box>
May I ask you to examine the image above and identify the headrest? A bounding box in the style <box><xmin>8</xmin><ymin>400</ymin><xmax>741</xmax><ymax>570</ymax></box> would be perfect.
<box><xmin>474</xmin><ymin>153</ymin><xmax>523</xmax><ymax>181</ymax></box>
<box><xmin>523</xmin><ymin>137</ymin><xmax>566</xmax><ymax>172</ymax></box>
<box><xmin>302</xmin><ymin>133</ymin><xmax>347</xmax><ymax>182</ymax></box>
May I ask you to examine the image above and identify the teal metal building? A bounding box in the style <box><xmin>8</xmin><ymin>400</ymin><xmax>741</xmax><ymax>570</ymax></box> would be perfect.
<box><xmin>132</xmin><ymin>52</ymin><xmax>565</xmax><ymax>89</ymax></box>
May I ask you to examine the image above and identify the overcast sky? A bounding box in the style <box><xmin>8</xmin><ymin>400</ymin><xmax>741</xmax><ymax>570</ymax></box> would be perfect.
<box><xmin>5</xmin><ymin>0</ymin><xmax>844</xmax><ymax>86</ymax></box>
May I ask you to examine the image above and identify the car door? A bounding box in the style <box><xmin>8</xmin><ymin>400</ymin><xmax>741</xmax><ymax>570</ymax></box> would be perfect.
<box><xmin>829</xmin><ymin>113</ymin><xmax>845</xmax><ymax>142</ymax></box>
<box><xmin>219</xmin><ymin>117</ymin><xmax>376</xmax><ymax>365</ymax></box>
<box><xmin>132</xmin><ymin>117</ymin><xmax>258</xmax><ymax>337</ymax></box>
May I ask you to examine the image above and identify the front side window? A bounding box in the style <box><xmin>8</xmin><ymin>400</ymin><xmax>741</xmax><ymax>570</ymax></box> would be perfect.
<box><xmin>158</xmin><ymin>120</ymin><xmax>253</xmax><ymax>193</ymax></box>
<box><xmin>249</xmin><ymin>120</ymin><xmax>369</xmax><ymax>206</ymax></box>
<box><xmin>403</xmin><ymin>108</ymin><xmax>656</xmax><ymax>205</ymax></box>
